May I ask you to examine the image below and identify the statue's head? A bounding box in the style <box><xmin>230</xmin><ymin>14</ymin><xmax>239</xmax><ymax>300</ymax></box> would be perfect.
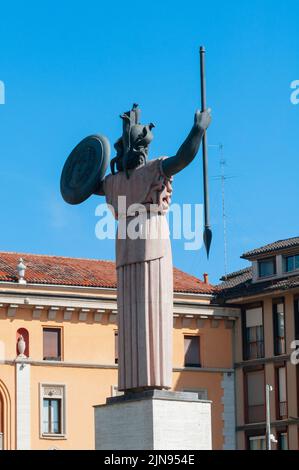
<box><xmin>110</xmin><ymin>104</ymin><xmax>155</xmax><ymax>177</ymax></box>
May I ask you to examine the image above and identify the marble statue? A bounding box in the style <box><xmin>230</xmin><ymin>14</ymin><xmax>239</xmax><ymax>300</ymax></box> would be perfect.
<box><xmin>61</xmin><ymin>104</ymin><xmax>211</xmax><ymax>392</ymax></box>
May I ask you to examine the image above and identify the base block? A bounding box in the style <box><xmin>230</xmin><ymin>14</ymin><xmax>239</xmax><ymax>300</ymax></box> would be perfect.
<box><xmin>94</xmin><ymin>390</ymin><xmax>212</xmax><ymax>450</ymax></box>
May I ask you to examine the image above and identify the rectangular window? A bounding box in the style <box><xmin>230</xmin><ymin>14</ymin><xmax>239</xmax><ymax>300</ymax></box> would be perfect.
<box><xmin>43</xmin><ymin>328</ymin><xmax>61</xmax><ymax>361</ymax></box>
<box><xmin>277</xmin><ymin>431</ymin><xmax>288</xmax><ymax>450</ymax></box>
<box><xmin>283</xmin><ymin>254</ymin><xmax>299</xmax><ymax>273</ymax></box>
<box><xmin>245</xmin><ymin>369</ymin><xmax>266</xmax><ymax>424</ymax></box>
<box><xmin>276</xmin><ymin>366</ymin><xmax>288</xmax><ymax>420</ymax></box>
<box><xmin>273</xmin><ymin>300</ymin><xmax>286</xmax><ymax>355</ymax></box>
<box><xmin>294</xmin><ymin>298</ymin><xmax>299</xmax><ymax>341</ymax></box>
<box><xmin>43</xmin><ymin>399</ymin><xmax>61</xmax><ymax>434</ymax></box>
<box><xmin>114</xmin><ymin>331</ymin><xmax>118</xmax><ymax>365</ymax></box>
<box><xmin>258</xmin><ymin>257</ymin><xmax>276</xmax><ymax>278</ymax></box>
<box><xmin>248</xmin><ymin>435</ymin><xmax>266</xmax><ymax>450</ymax></box>
<box><xmin>40</xmin><ymin>385</ymin><xmax>65</xmax><ymax>437</ymax></box>
<box><xmin>184</xmin><ymin>336</ymin><xmax>201</xmax><ymax>367</ymax></box>
<box><xmin>244</xmin><ymin>306</ymin><xmax>264</xmax><ymax>360</ymax></box>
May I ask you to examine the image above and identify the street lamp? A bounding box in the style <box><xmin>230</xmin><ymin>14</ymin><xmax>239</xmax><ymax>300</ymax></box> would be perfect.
<box><xmin>266</xmin><ymin>384</ymin><xmax>274</xmax><ymax>450</ymax></box>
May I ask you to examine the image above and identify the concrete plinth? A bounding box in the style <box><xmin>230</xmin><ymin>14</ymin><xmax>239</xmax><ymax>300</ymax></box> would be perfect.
<box><xmin>94</xmin><ymin>390</ymin><xmax>212</xmax><ymax>450</ymax></box>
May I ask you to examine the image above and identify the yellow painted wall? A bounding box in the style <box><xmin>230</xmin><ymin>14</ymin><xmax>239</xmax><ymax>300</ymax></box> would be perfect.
<box><xmin>0</xmin><ymin>307</ymin><xmax>118</xmax><ymax>364</ymax></box>
<box><xmin>173</xmin><ymin>317</ymin><xmax>232</xmax><ymax>368</ymax></box>
<box><xmin>0</xmin><ymin>365</ymin><xmax>15</xmax><ymax>450</ymax></box>
<box><xmin>173</xmin><ymin>371</ymin><xmax>224</xmax><ymax>450</ymax></box>
<box><xmin>0</xmin><ymin>295</ymin><xmax>234</xmax><ymax>450</ymax></box>
<box><xmin>30</xmin><ymin>366</ymin><xmax>118</xmax><ymax>450</ymax></box>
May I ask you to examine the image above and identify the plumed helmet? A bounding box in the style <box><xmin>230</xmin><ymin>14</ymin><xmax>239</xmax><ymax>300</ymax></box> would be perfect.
<box><xmin>110</xmin><ymin>104</ymin><xmax>155</xmax><ymax>177</ymax></box>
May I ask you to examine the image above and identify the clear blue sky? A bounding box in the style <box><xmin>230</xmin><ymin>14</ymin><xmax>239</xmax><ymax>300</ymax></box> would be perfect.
<box><xmin>0</xmin><ymin>0</ymin><xmax>298</xmax><ymax>283</ymax></box>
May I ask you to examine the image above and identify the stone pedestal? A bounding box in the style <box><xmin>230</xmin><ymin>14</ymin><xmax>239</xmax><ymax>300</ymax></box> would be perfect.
<box><xmin>94</xmin><ymin>390</ymin><xmax>212</xmax><ymax>450</ymax></box>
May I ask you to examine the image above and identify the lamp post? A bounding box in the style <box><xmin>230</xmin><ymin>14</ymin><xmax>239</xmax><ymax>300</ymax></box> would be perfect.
<box><xmin>266</xmin><ymin>384</ymin><xmax>273</xmax><ymax>450</ymax></box>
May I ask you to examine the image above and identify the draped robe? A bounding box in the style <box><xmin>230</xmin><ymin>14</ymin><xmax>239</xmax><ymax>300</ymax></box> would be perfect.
<box><xmin>103</xmin><ymin>158</ymin><xmax>173</xmax><ymax>391</ymax></box>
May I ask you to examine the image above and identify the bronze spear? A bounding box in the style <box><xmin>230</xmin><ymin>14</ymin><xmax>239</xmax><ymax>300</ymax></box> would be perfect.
<box><xmin>200</xmin><ymin>46</ymin><xmax>212</xmax><ymax>257</ymax></box>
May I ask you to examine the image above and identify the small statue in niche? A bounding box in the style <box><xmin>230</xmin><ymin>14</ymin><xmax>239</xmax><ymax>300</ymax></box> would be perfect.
<box><xmin>17</xmin><ymin>335</ymin><xmax>26</xmax><ymax>357</ymax></box>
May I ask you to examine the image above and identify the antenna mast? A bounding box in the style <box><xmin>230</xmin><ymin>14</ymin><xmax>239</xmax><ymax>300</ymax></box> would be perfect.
<box><xmin>219</xmin><ymin>144</ymin><xmax>228</xmax><ymax>276</ymax></box>
<box><xmin>210</xmin><ymin>143</ymin><xmax>230</xmax><ymax>275</ymax></box>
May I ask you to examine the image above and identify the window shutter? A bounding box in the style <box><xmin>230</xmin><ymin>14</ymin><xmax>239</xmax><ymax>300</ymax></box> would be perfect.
<box><xmin>247</xmin><ymin>370</ymin><xmax>265</xmax><ymax>406</ymax></box>
<box><xmin>278</xmin><ymin>367</ymin><xmax>287</xmax><ymax>402</ymax></box>
<box><xmin>43</xmin><ymin>329</ymin><xmax>60</xmax><ymax>359</ymax></box>
<box><xmin>277</xmin><ymin>303</ymin><xmax>284</xmax><ymax>314</ymax></box>
<box><xmin>184</xmin><ymin>336</ymin><xmax>200</xmax><ymax>366</ymax></box>
<box><xmin>246</xmin><ymin>307</ymin><xmax>263</xmax><ymax>328</ymax></box>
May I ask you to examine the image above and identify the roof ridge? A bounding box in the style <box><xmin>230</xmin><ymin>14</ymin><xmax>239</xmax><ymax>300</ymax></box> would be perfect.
<box><xmin>0</xmin><ymin>251</ymin><xmax>115</xmax><ymax>264</ymax></box>
<box><xmin>242</xmin><ymin>236</ymin><xmax>299</xmax><ymax>258</ymax></box>
<box><xmin>220</xmin><ymin>266</ymin><xmax>252</xmax><ymax>281</ymax></box>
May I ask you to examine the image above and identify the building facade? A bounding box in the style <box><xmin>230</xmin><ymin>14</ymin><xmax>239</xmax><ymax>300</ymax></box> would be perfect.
<box><xmin>0</xmin><ymin>252</ymin><xmax>238</xmax><ymax>450</ymax></box>
<box><xmin>218</xmin><ymin>237</ymin><xmax>299</xmax><ymax>450</ymax></box>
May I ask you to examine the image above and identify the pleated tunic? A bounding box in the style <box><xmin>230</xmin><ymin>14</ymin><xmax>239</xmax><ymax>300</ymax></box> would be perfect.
<box><xmin>103</xmin><ymin>158</ymin><xmax>173</xmax><ymax>391</ymax></box>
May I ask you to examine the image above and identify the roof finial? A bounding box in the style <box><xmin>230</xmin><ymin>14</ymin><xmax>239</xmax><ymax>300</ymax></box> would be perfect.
<box><xmin>17</xmin><ymin>258</ymin><xmax>27</xmax><ymax>285</ymax></box>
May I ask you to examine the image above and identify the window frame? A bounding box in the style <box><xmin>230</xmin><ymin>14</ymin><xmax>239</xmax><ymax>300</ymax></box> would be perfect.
<box><xmin>43</xmin><ymin>398</ymin><xmax>62</xmax><ymax>434</ymax></box>
<box><xmin>273</xmin><ymin>298</ymin><xmax>286</xmax><ymax>356</ymax></box>
<box><xmin>242</xmin><ymin>302</ymin><xmax>265</xmax><ymax>361</ymax></box>
<box><xmin>258</xmin><ymin>257</ymin><xmax>276</xmax><ymax>279</ymax></box>
<box><xmin>244</xmin><ymin>366</ymin><xmax>266</xmax><ymax>425</ymax></box>
<box><xmin>39</xmin><ymin>383</ymin><xmax>66</xmax><ymax>439</ymax></box>
<box><xmin>276</xmin><ymin>429</ymin><xmax>289</xmax><ymax>450</ymax></box>
<box><xmin>248</xmin><ymin>434</ymin><xmax>266</xmax><ymax>450</ymax></box>
<box><xmin>42</xmin><ymin>327</ymin><xmax>62</xmax><ymax>361</ymax></box>
<box><xmin>183</xmin><ymin>335</ymin><xmax>201</xmax><ymax>368</ymax></box>
<box><xmin>294</xmin><ymin>297</ymin><xmax>299</xmax><ymax>341</ymax></box>
<box><xmin>274</xmin><ymin>364</ymin><xmax>288</xmax><ymax>420</ymax></box>
<box><xmin>283</xmin><ymin>254</ymin><xmax>299</xmax><ymax>273</ymax></box>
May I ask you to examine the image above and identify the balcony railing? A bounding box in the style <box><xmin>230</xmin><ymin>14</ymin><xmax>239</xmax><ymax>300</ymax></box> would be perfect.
<box><xmin>246</xmin><ymin>341</ymin><xmax>264</xmax><ymax>360</ymax></box>
<box><xmin>279</xmin><ymin>401</ymin><xmax>288</xmax><ymax>419</ymax></box>
<box><xmin>247</xmin><ymin>404</ymin><xmax>266</xmax><ymax>424</ymax></box>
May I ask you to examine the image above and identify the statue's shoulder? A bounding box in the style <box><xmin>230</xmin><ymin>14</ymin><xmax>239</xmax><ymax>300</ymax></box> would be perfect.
<box><xmin>146</xmin><ymin>157</ymin><xmax>169</xmax><ymax>177</ymax></box>
<box><xmin>144</xmin><ymin>157</ymin><xmax>167</xmax><ymax>171</ymax></box>
<box><xmin>104</xmin><ymin>158</ymin><xmax>164</xmax><ymax>185</ymax></box>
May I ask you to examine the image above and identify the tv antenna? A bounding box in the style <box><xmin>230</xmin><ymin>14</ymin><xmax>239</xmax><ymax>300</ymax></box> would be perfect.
<box><xmin>210</xmin><ymin>144</ymin><xmax>234</xmax><ymax>276</ymax></box>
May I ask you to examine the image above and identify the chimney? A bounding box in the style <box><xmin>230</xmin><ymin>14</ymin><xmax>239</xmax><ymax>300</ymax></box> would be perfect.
<box><xmin>203</xmin><ymin>273</ymin><xmax>209</xmax><ymax>284</ymax></box>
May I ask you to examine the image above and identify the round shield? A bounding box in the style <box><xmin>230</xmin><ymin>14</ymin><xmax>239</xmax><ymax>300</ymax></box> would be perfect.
<box><xmin>60</xmin><ymin>134</ymin><xmax>110</xmax><ymax>205</ymax></box>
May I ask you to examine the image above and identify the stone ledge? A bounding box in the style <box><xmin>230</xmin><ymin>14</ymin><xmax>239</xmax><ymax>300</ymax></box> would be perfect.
<box><xmin>101</xmin><ymin>389</ymin><xmax>212</xmax><ymax>407</ymax></box>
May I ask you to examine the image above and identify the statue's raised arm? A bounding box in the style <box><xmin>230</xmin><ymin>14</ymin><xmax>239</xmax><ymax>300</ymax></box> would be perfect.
<box><xmin>161</xmin><ymin>109</ymin><xmax>211</xmax><ymax>178</ymax></box>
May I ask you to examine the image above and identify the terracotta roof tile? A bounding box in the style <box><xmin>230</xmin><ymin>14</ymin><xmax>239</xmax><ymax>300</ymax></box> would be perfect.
<box><xmin>242</xmin><ymin>236</ymin><xmax>299</xmax><ymax>259</ymax></box>
<box><xmin>217</xmin><ymin>265</ymin><xmax>299</xmax><ymax>300</ymax></box>
<box><xmin>0</xmin><ymin>252</ymin><xmax>214</xmax><ymax>294</ymax></box>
